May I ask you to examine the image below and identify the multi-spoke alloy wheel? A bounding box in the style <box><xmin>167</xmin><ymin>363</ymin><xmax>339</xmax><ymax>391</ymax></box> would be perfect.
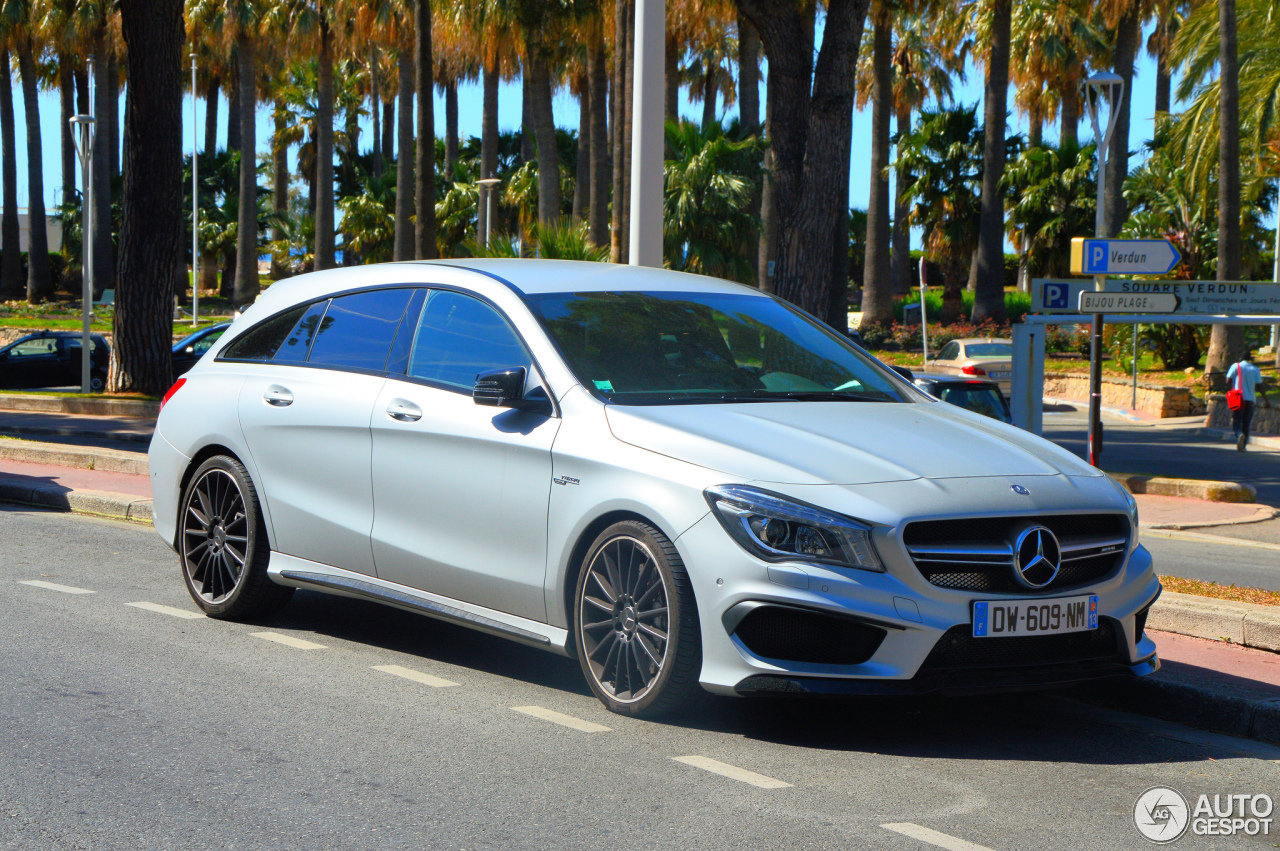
<box><xmin>178</xmin><ymin>455</ymin><xmax>292</xmax><ymax>619</ymax></box>
<box><xmin>575</xmin><ymin>521</ymin><xmax>701</xmax><ymax>717</ymax></box>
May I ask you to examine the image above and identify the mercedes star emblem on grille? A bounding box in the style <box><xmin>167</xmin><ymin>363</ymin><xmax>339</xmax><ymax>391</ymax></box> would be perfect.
<box><xmin>1012</xmin><ymin>526</ymin><xmax>1062</xmax><ymax>589</ymax></box>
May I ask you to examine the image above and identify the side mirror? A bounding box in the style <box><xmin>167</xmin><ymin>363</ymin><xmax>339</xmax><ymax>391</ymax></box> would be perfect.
<box><xmin>474</xmin><ymin>366</ymin><xmax>552</xmax><ymax>415</ymax></box>
<box><xmin>891</xmin><ymin>366</ymin><xmax>914</xmax><ymax>381</ymax></box>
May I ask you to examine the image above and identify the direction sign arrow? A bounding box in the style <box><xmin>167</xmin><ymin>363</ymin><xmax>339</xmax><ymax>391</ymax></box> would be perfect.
<box><xmin>1069</xmin><ymin>238</ymin><xmax>1182</xmax><ymax>275</ymax></box>
<box><xmin>1077</xmin><ymin>291</ymin><xmax>1180</xmax><ymax>313</ymax></box>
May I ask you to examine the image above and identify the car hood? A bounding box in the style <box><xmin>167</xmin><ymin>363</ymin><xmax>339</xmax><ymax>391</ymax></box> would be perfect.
<box><xmin>604</xmin><ymin>400</ymin><xmax>1099</xmax><ymax>486</ymax></box>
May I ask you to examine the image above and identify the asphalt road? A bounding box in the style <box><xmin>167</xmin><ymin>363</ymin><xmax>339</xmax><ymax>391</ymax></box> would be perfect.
<box><xmin>1144</xmin><ymin>531</ymin><xmax>1280</xmax><ymax>591</ymax></box>
<box><xmin>2</xmin><ymin>506</ymin><xmax>1278</xmax><ymax>851</ymax></box>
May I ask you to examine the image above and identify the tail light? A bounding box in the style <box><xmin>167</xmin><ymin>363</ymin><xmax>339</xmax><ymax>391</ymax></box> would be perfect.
<box><xmin>160</xmin><ymin>378</ymin><xmax>186</xmax><ymax>414</ymax></box>
<box><xmin>961</xmin><ymin>364</ymin><xmax>987</xmax><ymax>376</ymax></box>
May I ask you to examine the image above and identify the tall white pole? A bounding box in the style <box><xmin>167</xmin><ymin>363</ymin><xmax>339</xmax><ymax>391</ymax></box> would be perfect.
<box><xmin>628</xmin><ymin>0</ymin><xmax>664</xmax><ymax>268</ymax></box>
<box><xmin>919</xmin><ymin>257</ymin><xmax>929</xmax><ymax>363</ymax></box>
<box><xmin>80</xmin><ymin>57</ymin><xmax>95</xmax><ymax>394</ymax></box>
<box><xmin>1271</xmin><ymin>188</ymin><xmax>1279</xmax><ymax>366</ymax></box>
<box><xmin>191</xmin><ymin>53</ymin><xmax>199</xmax><ymax>327</ymax></box>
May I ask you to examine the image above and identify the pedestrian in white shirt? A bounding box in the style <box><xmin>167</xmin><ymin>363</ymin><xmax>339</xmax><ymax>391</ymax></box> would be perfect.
<box><xmin>1226</xmin><ymin>354</ymin><xmax>1271</xmax><ymax>450</ymax></box>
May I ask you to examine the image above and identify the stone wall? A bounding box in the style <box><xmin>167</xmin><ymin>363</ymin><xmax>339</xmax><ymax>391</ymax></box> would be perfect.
<box><xmin>1044</xmin><ymin>372</ymin><xmax>1195</xmax><ymax>418</ymax></box>
<box><xmin>1205</xmin><ymin>394</ymin><xmax>1280</xmax><ymax>434</ymax></box>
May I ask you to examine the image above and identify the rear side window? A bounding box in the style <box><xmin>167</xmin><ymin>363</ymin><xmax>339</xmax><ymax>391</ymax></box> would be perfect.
<box><xmin>408</xmin><ymin>290</ymin><xmax>532</xmax><ymax>390</ymax></box>
<box><xmin>222</xmin><ymin>305</ymin><xmax>307</xmax><ymax>361</ymax></box>
<box><xmin>307</xmin><ymin>288</ymin><xmax>414</xmax><ymax>372</ymax></box>
<box><xmin>274</xmin><ymin>300</ymin><xmax>330</xmax><ymax>364</ymax></box>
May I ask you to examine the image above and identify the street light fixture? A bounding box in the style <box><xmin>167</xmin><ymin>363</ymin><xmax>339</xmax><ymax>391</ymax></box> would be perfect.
<box><xmin>69</xmin><ymin>56</ymin><xmax>96</xmax><ymax>395</ymax></box>
<box><xmin>477</xmin><ymin>177</ymin><xmax>501</xmax><ymax>249</ymax></box>
<box><xmin>1082</xmin><ymin>70</ymin><xmax>1124</xmax><ymax>467</ymax></box>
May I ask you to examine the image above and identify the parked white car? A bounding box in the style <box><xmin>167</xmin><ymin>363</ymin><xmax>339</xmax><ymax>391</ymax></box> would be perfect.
<box><xmin>149</xmin><ymin>260</ymin><xmax>1159</xmax><ymax>717</ymax></box>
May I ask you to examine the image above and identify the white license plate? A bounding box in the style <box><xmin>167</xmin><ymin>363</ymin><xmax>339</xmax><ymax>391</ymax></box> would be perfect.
<box><xmin>989</xmin><ymin>371</ymin><xmax>1011</xmax><ymax>380</ymax></box>
<box><xmin>972</xmin><ymin>595</ymin><xmax>1098</xmax><ymax>638</ymax></box>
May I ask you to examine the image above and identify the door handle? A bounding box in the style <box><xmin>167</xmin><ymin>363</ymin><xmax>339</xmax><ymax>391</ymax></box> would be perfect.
<box><xmin>386</xmin><ymin>399</ymin><xmax>423</xmax><ymax>422</ymax></box>
<box><xmin>263</xmin><ymin>385</ymin><xmax>294</xmax><ymax>407</ymax></box>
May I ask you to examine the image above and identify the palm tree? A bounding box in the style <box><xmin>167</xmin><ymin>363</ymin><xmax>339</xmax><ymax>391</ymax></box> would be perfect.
<box><xmin>5</xmin><ymin>0</ymin><xmax>52</xmax><ymax>303</ymax></box>
<box><xmin>859</xmin><ymin>0</ymin><xmax>895</xmax><ymax>329</ymax></box>
<box><xmin>1210</xmin><ymin>0</ymin><xmax>1244</xmax><ymax>375</ymax></box>
<box><xmin>1147</xmin><ymin>0</ymin><xmax>1187</xmax><ymax>116</ymax></box>
<box><xmin>1097</xmin><ymin>0</ymin><xmax>1148</xmax><ymax>237</ymax></box>
<box><xmin>971</xmin><ymin>0</ymin><xmax>1011</xmax><ymax>324</ymax></box>
<box><xmin>0</xmin><ymin>43</ymin><xmax>21</xmax><ymax>300</ymax></box>
<box><xmin>414</xmin><ymin>0</ymin><xmax>436</xmax><ymax>258</ymax></box>
<box><xmin>1005</xmin><ymin>142</ymin><xmax>1096</xmax><ymax>279</ymax></box>
<box><xmin>895</xmin><ymin>104</ymin><xmax>984</xmax><ymax>325</ymax></box>
<box><xmin>1008</xmin><ymin>0</ymin><xmax>1106</xmax><ymax>149</ymax></box>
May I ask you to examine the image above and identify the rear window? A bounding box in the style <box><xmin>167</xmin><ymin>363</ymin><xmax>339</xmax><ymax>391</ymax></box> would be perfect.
<box><xmin>965</xmin><ymin>343</ymin><xmax>1012</xmax><ymax>359</ymax></box>
<box><xmin>938</xmin><ymin>385</ymin><xmax>1011</xmax><ymax>423</ymax></box>
<box><xmin>221</xmin><ymin>305</ymin><xmax>307</xmax><ymax>361</ymax></box>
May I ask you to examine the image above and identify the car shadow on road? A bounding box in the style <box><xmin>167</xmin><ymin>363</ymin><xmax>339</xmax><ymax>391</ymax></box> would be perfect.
<box><xmin>258</xmin><ymin>591</ymin><xmax>1223</xmax><ymax>766</ymax></box>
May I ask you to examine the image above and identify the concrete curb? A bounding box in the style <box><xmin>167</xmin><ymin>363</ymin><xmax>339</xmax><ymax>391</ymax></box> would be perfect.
<box><xmin>1071</xmin><ymin>674</ymin><xmax>1280</xmax><ymax>746</ymax></box>
<box><xmin>1148</xmin><ymin>591</ymin><xmax>1280</xmax><ymax>653</ymax></box>
<box><xmin>0</xmin><ymin>480</ymin><xmax>152</xmax><ymax>523</ymax></box>
<box><xmin>1110</xmin><ymin>472</ymin><xmax>1257</xmax><ymax>504</ymax></box>
<box><xmin>0</xmin><ymin>393</ymin><xmax>159</xmax><ymax>418</ymax></box>
<box><xmin>0</xmin><ymin>437</ymin><xmax>149</xmax><ymax>475</ymax></box>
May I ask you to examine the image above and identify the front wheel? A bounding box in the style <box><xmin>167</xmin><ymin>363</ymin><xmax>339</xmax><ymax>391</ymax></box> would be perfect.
<box><xmin>574</xmin><ymin>520</ymin><xmax>701</xmax><ymax>717</ymax></box>
<box><xmin>179</xmin><ymin>455</ymin><xmax>292</xmax><ymax>619</ymax></box>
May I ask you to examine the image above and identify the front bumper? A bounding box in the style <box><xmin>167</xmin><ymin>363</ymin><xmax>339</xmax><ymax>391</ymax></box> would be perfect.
<box><xmin>676</xmin><ymin>491</ymin><xmax>1162</xmax><ymax>697</ymax></box>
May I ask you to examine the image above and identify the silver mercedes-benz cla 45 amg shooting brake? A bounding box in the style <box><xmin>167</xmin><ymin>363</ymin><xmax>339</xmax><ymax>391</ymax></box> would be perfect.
<box><xmin>149</xmin><ymin>259</ymin><xmax>1160</xmax><ymax>717</ymax></box>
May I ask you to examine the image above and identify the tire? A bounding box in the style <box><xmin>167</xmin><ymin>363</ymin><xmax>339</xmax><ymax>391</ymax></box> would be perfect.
<box><xmin>573</xmin><ymin>520</ymin><xmax>702</xmax><ymax>717</ymax></box>
<box><xmin>89</xmin><ymin>372</ymin><xmax>105</xmax><ymax>393</ymax></box>
<box><xmin>178</xmin><ymin>455</ymin><xmax>292</xmax><ymax>619</ymax></box>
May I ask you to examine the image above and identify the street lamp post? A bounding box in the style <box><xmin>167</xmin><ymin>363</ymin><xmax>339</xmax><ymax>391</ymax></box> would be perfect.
<box><xmin>629</xmin><ymin>0</ymin><xmax>664</xmax><ymax>267</ymax></box>
<box><xmin>191</xmin><ymin>52</ymin><xmax>199</xmax><ymax>327</ymax></box>
<box><xmin>69</xmin><ymin>58</ymin><xmax>96</xmax><ymax>395</ymax></box>
<box><xmin>1083</xmin><ymin>71</ymin><xmax>1124</xmax><ymax>467</ymax></box>
<box><xmin>477</xmin><ymin>177</ymin><xmax>501</xmax><ymax>249</ymax></box>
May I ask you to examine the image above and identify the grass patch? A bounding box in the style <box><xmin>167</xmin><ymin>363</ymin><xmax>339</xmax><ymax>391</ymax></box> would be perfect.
<box><xmin>1159</xmin><ymin>575</ymin><xmax>1280</xmax><ymax>607</ymax></box>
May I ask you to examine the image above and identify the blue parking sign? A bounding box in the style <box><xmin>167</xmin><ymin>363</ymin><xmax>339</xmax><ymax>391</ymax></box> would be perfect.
<box><xmin>1043</xmin><ymin>283</ymin><xmax>1069</xmax><ymax>310</ymax></box>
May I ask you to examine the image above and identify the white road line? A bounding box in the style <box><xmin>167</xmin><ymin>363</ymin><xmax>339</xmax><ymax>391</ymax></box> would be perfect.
<box><xmin>511</xmin><ymin>705</ymin><xmax>611</xmax><ymax>733</ymax></box>
<box><xmin>19</xmin><ymin>580</ymin><xmax>95</xmax><ymax>595</ymax></box>
<box><xmin>250</xmin><ymin>631</ymin><xmax>326</xmax><ymax>650</ymax></box>
<box><xmin>372</xmin><ymin>664</ymin><xmax>459</xmax><ymax>688</ymax></box>
<box><xmin>671</xmin><ymin>755</ymin><xmax>791</xmax><ymax>789</ymax></box>
<box><xmin>881</xmin><ymin>823</ymin><xmax>995</xmax><ymax>851</ymax></box>
<box><xmin>126</xmin><ymin>601</ymin><xmax>203</xmax><ymax>619</ymax></box>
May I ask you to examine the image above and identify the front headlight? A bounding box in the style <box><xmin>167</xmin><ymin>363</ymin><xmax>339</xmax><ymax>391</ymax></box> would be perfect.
<box><xmin>1111</xmin><ymin>477</ymin><xmax>1140</xmax><ymax>547</ymax></box>
<box><xmin>704</xmin><ymin>484</ymin><xmax>884</xmax><ymax>572</ymax></box>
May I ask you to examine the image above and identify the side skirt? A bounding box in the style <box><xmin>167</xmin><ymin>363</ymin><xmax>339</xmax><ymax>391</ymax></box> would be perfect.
<box><xmin>267</xmin><ymin>552</ymin><xmax>572</xmax><ymax>656</ymax></box>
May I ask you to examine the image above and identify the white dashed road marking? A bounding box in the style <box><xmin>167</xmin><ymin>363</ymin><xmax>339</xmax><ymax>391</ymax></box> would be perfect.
<box><xmin>881</xmin><ymin>823</ymin><xmax>996</xmax><ymax>851</ymax></box>
<box><xmin>372</xmin><ymin>664</ymin><xmax>459</xmax><ymax>688</ymax></box>
<box><xmin>671</xmin><ymin>756</ymin><xmax>791</xmax><ymax>789</ymax></box>
<box><xmin>250</xmin><ymin>631</ymin><xmax>327</xmax><ymax>650</ymax></box>
<box><xmin>126</xmin><ymin>601</ymin><xmax>203</xmax><ymax>619</ymax></box>
<box><xmin>511</xmin><ymin>705</ymin><xmax>612</xmax><ymax>733</ymax></box>
<box><xmin>19</xmin><ymin>580</ymin><xmax>95</xmax><ymax>595</ymax></box>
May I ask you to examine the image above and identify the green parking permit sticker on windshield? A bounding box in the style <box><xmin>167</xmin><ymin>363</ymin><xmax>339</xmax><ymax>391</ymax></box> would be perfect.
<box><xmin>594</xmin><ymin>380</ymin><xmax>614</xmax><ymax>392</ymax></box>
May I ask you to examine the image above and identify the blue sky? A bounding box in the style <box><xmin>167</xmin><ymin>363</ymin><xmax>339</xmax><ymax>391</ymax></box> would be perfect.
<box><xmin>9</xmin><ymin>20</ymin><xmax>1208</xmax><ymax>251</ymax></box>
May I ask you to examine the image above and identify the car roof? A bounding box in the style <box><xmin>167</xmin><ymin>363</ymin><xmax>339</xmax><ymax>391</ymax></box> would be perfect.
<box><xmin>414</xmin><ymin>259</ymin><xmax>762</xmax><ymax>297</ymax></box>
<box><xmin>953</xmin><ymin>337</ymin><xmax>1012</xmax><ymax>345</ymax></box>
<box><xmin>913</xmin><ymin>372</ymin><xmax>1000</xmax><ymax>385</ymax></box>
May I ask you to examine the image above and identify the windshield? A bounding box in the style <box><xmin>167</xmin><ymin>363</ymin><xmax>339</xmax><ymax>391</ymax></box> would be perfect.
<box><xmin>938</xmin><ymin>385</ymin><xmax>1011</xmax><ymax>423</ymax></box>
<box><xmin>525</xmin><ymin>290</ymin><xmax>910</xmax><ymax>405</ymax></box>
<box><xmin>966</xmin><ymin>343</ymin><xmax>1012</xmax><ymax>359</ymax></box>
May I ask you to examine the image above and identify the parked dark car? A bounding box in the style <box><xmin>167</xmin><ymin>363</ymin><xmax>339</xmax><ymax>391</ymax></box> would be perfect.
<box><xmin>910</xmin><ymin>371</ymin><xmax>1012</xmax><ymax>423</ymax></box>
<box><xmin>172</xmin><ymin>322</ymin><xmax>231</xmax><ymax>378</ymax></box>
<box><xmin>0</xmin><ymin>330</ymin><xmax>109</xmax><ymax>391</ymax></box>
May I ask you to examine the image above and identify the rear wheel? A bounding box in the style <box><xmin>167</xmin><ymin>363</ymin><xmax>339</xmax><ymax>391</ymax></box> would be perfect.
<box><xmin>179</xmin><ymin>455</ymin><xmax>292</xmax><ymax>619</ymax></box>
<box><xmin>574</xmin><ymin>520</ymin><xmax>701</xmax><ymax>717</ymax></box>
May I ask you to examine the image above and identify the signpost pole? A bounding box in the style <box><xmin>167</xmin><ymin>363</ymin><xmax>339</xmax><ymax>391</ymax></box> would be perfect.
<box><xmin>191</xmin><ymin>52</ymin><xmax>199</xmax><ymax>328</ymax></box>
<box><xmin>628</xmin><ymin>0</ymin><xmax>664</xmax><ymax>268</ymax></box>
<box><xmin>71</xmin><ymin>57</ymin><xmax>96</xmax><ymax>395</ymax></box>
<box><xmin>919</xmin><ymin>257</ymin><xmax>929</xmax><ymax>362</ymax></box>
<box><xmin>1132</xmin><ymin>324</ymin><xmax>1138</xmax><ymax>410</ymax></box>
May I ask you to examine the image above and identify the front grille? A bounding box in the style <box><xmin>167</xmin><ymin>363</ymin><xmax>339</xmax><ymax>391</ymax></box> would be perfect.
<box><xmin>919</xmin><ymin>618</ymin><xmax>1121</xmax><ymax>671</ymax></box>
<box><xmin>904</xmin><ymin>514</ymin><xmax>1129</xmax><ymax>594</ymax></box>
<box><xmin>733</xmin><ymin>606</ymin><xmax>886</xmax><ymax>666</ymax></box>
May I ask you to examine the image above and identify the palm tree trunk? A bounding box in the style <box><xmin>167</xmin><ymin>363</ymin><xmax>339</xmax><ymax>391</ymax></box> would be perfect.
<box><xmin>227</xmin><ymin>60</ymin><xmax>241</xmax><ymax>153</ymax></box>
<box><xmin>0</xmin><ymin>49</ymin><xmax>22</xmax><ymax>300</ymax></box>
<box><xmin>1155</xmin><ymin>53</ymin><xmax>1170</xmax><ymax>116</ymax></box>
<box><xmin>382</xmin><ymin>98</ymin><xmax>394</xmax><ymax>164</ymax></box>
<box><xmin>1206</xmin><ymin>0</ymin><xmax>1245</xmax><ymax>375</ymax></box>
<box><xmin>527</xmin><ymin>44</ymin><xmax>562</xmax><ymax>224</ymax></box>
<box><xmin>394</xmin><ymin>47</ymin><xmax>414</xmax><ymax>262</ymax></box>
<box><xmin>1028</xmin><ymin>112</ymin><xmax>1042</xmax><ymax>148</ymax></box>
<box><xmin>204</xmin><ymin>77</ymin><xmax>219</xmax><ymax>155</ymax></box>
<box><xmin>860</xmin><ymin>12</ymin><xmax>893</xmax><ymax>329</ymax></box>
<box><xmin>75</xmin><ymin>64</ymin><xmax>88</xmax><ymax>114</ymax></box>
<box><xmin>758</xmin><ymin>94</ymin><xmax>776</xmax><ymax>292</ymax></box>
<box><xmin>701</xmin><ymin>69</ymin><xmax>717</xmax><ymax>131</ymax></box>
<box><xmin>972</xmin><ymin>0</ymin><xmax>1011</xmax><ymax>324</ymax></box>
<box><xmin>610</xmin><ymin>0</ymin><xmax>632</xmax><ymax>262</ymax></box>
<box><xmin>738</xmin><ymin>14</ymin><xmax>760</xmax><ymax>134</ymax></box>
<box><xmin>445</xmin><ymin>77</ymin><xmax>459</xmax><ymax>179</ymax></box>
<box><xmin>1060</xmin><ymin>79</ymin><xmax>1079</xmax><ymax>148</ymax></box>
<box><xmin>60</xmin><ymin>59</ymin><xmax>75</xmax><ymax>209</ymax></box>
<box><xmin>108</xmin><ymin>51</ymin><xmax>120</xmax><ymax>182</ymax></box>
<box><xmin>371</xmin><ymin>45</ymin><xmax>382</xmax><ymax>178</ymax></box>
<box><xmin>271</xmin><ymin>103</ymin><xmax>289</xmax><ymax>279</ymax></box>
<box><xmin>93</xmin><ymin>26</ymin><xmax>115</xmax><ymax>300</ymax></box>
<box><xmin>588</xmin><ymin>26</ymin><xmax>609</xmax><ymax>248</ymax></box>
<box><xmin>664</xmin><ymin>29</ymin><xmax>678</xmax><ymax>124</ymax></box>
<box><xmin>520</xmin><ymin>72</ymin><xmax>535</xmax><ymax>166</ymax></box>
<box><xmin>315</xmin><ymin>17</ymin><xmax>336</xmax><ymax>270</ymax></box>
<box><xmin>890</xmin><ymin>103</ymin><xmax>912</xmax><ymax>297</ymax></box>
<box><xmin>17</xmin><ymin>37</ymin><xmax>50</xmax><ymax>303</ymax></box>
<box><xmin>235</xmin><ymin>34</ymin><xmax>259</xmax><ymax>306</ymax></box>
<box><xmin>414</xmin><ymin>0</ymin><xmax>437</xmax><ymax>259</ymax></box>
<box><xmin>113</xmin><ymin>0</ymin><xmax>183</xmax><ymax>395</ymax></box>
<box><xmin>479</xmin><ymin>58</ymin><xmax>499</xmax><ymax>242</ymax></box>
<box><xmin>574</xmin><ymin>77</ymin><xmax>590</xmax><ymax>221</ymax></box>
<box><xmin>621</xmin><ymin>0</ymin><xmax>635</xmax><ymax>260</ymax></box>
<box><xmin>1105</xmin><ymin>6</ymin><xmax>1140</xmax><ymax>238</ymax></box>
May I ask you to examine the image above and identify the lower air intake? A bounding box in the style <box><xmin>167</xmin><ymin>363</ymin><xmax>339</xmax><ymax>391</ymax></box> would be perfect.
<box><xmin>733</xmin><ymin>605</ymin><xmax>886</xmax><ymax>666</ymax></box>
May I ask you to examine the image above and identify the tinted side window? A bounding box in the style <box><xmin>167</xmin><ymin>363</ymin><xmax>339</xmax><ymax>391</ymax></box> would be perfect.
<box><xmin>222</xmin><ymin>305</ymin><xmax>307</xmax><ymax>361</ymax></box>
<box><xmin>192</xmin><ymin>329</ymin><xmax>226</xmax><ymax>355</ymax></box>
<box><xmin>408</xmin><ymin>290</ymin><xmax>532</xmax><ymax>390</ymax></box>
<box><xmin>274</xmin><ymin>299</ymin><xmax>330</xmax><ymax>364</ymax></box>
<box><xmin>307</xmin><ymin>288</ymin><xmax>414</xmax><ymax>371</ymax></box>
